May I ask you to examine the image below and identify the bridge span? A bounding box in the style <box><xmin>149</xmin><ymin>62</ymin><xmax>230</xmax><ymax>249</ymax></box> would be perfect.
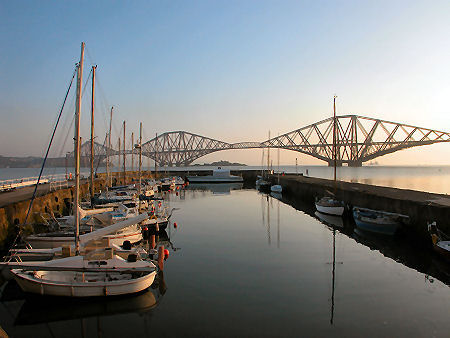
<box><xmin>74</xmin><ymin>115</ymin><xmax>450</xmax><ymax>167</ymax></box>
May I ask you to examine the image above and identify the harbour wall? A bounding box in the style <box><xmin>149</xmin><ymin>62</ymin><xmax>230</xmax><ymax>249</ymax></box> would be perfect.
<box><xmin>1</xmin><ymin>169</ymin><xmax>449</xmax><ymax>250</ymax></box>
<box><xmin>0</xmin><ymin>171</ymin><xmax>155</xmax><ymax>250</ymax></box>
<box><xmin>266</xmin><ymin>173</ymin><xmax>450</xmax><ymax>241</ymax></box>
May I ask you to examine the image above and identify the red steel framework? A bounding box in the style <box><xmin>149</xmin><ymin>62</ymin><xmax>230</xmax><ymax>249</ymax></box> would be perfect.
<box><xmin>73</xmin><ymin>115</ymin><xmax>450</xmax><ymax>167</ymax></box>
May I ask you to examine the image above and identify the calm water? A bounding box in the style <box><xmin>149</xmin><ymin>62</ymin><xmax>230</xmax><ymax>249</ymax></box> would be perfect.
<box><xmin>1</xmin><ymin>186</ymin><xmax>449</xmax><ymax>337</ymax></box>
<box><xmin>1</xmin><ymin>165</ymin><xmax>450</xmax><ymax>194</ymax></box>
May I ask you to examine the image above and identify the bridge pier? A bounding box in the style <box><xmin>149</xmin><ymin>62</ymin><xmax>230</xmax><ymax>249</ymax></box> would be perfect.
<box><xmin>327</xmin><ymin>160</ymin><xmax>362</xmax><ymax>167</ymax></box>
<box><xmin>348</xmin><ymin>161</ymin><xmax>362</xmax><ymax>167</ymax></box>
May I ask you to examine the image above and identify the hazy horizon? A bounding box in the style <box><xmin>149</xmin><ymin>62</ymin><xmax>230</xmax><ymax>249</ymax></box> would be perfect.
<box><xmin>1</xmin><ymin>0</ymin><xmax>449</xmax><ymax>166</ymax></box>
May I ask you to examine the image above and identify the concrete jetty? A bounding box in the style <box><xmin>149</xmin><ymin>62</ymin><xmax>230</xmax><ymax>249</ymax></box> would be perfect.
<box><xmin>0</xmin><ymin>169</ymin><xmax>449</xmax><ymax>250</ymax></box>
<box><xmin>272</xmin><ymin>173</ymin><xmax>450</xmax><ymax>240</ymax></box>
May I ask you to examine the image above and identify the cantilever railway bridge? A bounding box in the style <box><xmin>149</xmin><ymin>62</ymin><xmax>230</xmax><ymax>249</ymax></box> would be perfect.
<box><xmin>74</xmin><ymin>115</ymin><xmax>450</xmax><ymax>167</ymax></box>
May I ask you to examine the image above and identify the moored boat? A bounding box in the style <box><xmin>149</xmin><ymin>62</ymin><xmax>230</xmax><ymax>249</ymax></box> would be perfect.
<box><xmin>315</xmin><ymin>197</ymin><xmax>345</xmax><ymax>216</ymax></box>
<box><xmin>10</xmin><ymin>253</ymin><xmax>157</xmax><ymax>297</ymax></box>
<box><xmin>270</xmin><ymin>184</ymin><xmax>282</xmax><ymax>193</ymax></box>
<box><xmin>353</xmin><ymin>207</ymin><xmax>408</xmax><ymax>235</ymax></box>
<box><xmin>187</xmin><ymin>168</ymin><xmax>243</xmax><ymax>183</ymax></box>
<box><xmin>428</xmin><ymin>222</ymin><xmax>450</xmax><ymax>260</ymax></box>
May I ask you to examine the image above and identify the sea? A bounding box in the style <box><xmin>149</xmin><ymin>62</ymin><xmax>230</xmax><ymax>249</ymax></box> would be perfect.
<box><xmin>1</xmin><ymin>165</ymin><xmax>450</xmax><ymax>195</ymax></box>
<box><xmin>1</xmin><ymin>186</ymin><xmax>449</xmax><ymax>337</ymax></box>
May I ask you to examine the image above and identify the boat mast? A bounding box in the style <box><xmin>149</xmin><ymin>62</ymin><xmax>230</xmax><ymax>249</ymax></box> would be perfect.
<box><xmin>260</xmin><ymin>148</ymin><xmax>265</xmax><ymax>176</ymax></box>
<box><xmin>155</xmin><ymin>133</ymin><xmax>158</xmax><ymax>179</ymax></box>
<box><xmin>277</xmin><ymin>133</ymin><xmax>280</xmax><ymax>184</ymax></box>
<box><xmin>138</xmin><ymin>122</ymin><xmax>142</xmax><ymax>211</ymax></box>
<box><xmin>74</xmin><ymin>42</ymin><xmax>85</xmax><ymax>255</ymax></box>
<box><xmin>267</xmin><ymin>131</ymin><xmax>270</xmax><ymax>177</ymax></box>
<box><xmin>90</xmin><ymin>65</ymin><xmax>96</xmax><ymax>200</ymax></box>
<box><xmin>131</xmin><ymin>132</ymin><xmax>134</xmax><ymax>172</ymax></box>
<box><xmin>123</xmin><ymin>121</ymin><xmax>126</xmax><ymax>183</ymax></box>
<box><xmin>118</xmin><ymin>137</ymin><xmax>121</xmax><ymax>175</ymax></box>
<box><xmin>106</xmin><ymin>107</ymin><xmax>113</xmax><ymax>190</ymax></box>
<box><xmin>333</xmin><ymin>96</ymin><xmax>337</xmax><ymax>182</ymax></box>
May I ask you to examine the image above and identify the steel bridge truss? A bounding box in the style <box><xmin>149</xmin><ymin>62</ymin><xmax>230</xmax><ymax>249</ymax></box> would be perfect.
<box><xmin>70</xmin><ymin>115</ymin><xmax>450</xmax><ymax>167</ymax></box>
<box><xmin>141</xmin><ymin>132</ymin><xmax>262</xmax><ymax>166</ymax></box>
<box><xmin>263</xmin><ymin>115</ymin><xmax>450</xmax><ymax>166</ymax></box>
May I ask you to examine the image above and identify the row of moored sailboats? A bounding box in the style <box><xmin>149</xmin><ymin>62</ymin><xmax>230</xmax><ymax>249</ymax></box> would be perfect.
<box><xmin>0</xmin><ymin>43</ymin><xmax>184</xmax><ymax>298</ymax></box>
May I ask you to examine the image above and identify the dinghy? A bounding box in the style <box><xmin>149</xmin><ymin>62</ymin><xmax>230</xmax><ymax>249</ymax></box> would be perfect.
<box><xmin>353</xmin><ymin>207</ymin><xmax>408</xmax><ymax>235</ymax></box>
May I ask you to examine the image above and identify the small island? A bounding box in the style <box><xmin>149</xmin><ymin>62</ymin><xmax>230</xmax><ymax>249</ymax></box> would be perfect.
<box><xmin>191</xmin><ymin>160</ymin><xmax>246</xmax><ymax>167</ymax></box>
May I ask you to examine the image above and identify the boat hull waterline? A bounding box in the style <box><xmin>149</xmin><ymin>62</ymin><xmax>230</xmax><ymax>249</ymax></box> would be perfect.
<box><xmin>12</xmin><ymin>269</ymin><xmax>156</xmax><ymax>297</ymax></box>
<box><xmin>352</xmin><ymin>207</ymin><xmax>407</xmax><ymax>235</ymax></box>
<box><xmin>315</xmin><ymin>203</ymin><xmax>344</xmax><ymax>216</ymax></box>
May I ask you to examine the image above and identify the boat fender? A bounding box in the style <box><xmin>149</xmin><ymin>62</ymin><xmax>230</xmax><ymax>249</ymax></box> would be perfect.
<box><xmin>122</xmin><ymin>240</ymin><xmax>132</xmax><ymax>250</ymax></box>
<box><xmin>164</xmin><ymin>249</ymin><xmax>169</xmax><ymax>260</ymax></box>
<box><xmin>174</xmin><ymin>222</ymin><xmax>177</xmax><ymax>228</ymax></box>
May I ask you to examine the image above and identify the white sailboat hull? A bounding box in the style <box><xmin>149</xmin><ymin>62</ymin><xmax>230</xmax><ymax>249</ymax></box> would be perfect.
<box><xmin>104</xmin><ymin>229</ymin><xmax>143</xmax><ymax>246</ymax></box>
<box><xmin>315</xmin><ymin>203</ymin><xmax>344</xmax><ymax>216</ymax></box>
<box><xmin>12</xmin><ymin>270</ymin><xmax>156</xmax><ymax>297</ymax></box>
<box><xmin>26</xmin><ymin>226</ymin><xmax>143</xmax><ymax>249</ymax></box>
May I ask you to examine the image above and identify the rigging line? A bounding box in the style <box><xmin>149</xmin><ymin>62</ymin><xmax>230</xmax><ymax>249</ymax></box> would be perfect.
<box><xmin>23</xmin><ymin>67</ymin><xmax>77</xmax><ymax>224</ymax></box>
<box><xmin>84</xmin><ymin>46</ymin><xmax>96</xmax><ymax>68</ymax></box>
<box><xmin>55</xmin><ymin>99</ymin><xmax>77</xmax><ymax>158</ymax></box>
<box><xmin>94</xmin><ymin>134</ymin><xmax>108</xmax><ymax>174</ymax></box>
<box><xmin>94</xmin><ymin>70</ymin><xmax>111</xmax><ymax>117</ymax></box>
<box><xmin>80</xmin><ymin>68</ymin><xmax>93</xmax><ymax>100</ymax></box>
<box><xmin>6</xmin><ymin>67</ymin><xmax>77</xmax><ymax>257</ymax></box>
<box><xmin>49</xmin><ymin>97</ymin><xmax>77</xmax><ymax>177</ymax></box>
<box><xmin>57</xmin><ymin>114</ymin><xmax>76</xmax><ymax>160</ymax></box>
<box><xmin>50</xmin><ymin>70</ymin><xmax>91</xmax><ymax>178</ymax></box>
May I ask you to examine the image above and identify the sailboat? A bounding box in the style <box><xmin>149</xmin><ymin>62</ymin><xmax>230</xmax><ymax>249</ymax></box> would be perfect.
<box><xmin>315</xmin><ymin>96</ymin><xmax>344</xmax><ymax>216</ymax></box>
<box><xmin>271</xmin><ymin>134</ymin><xmax>282</xmax><ymax>193</ymax></box>
<box><xmin>24</xmin><ymin>62</ymin><xmax>142</xmax><ymax>249</ymax></box>
<box><xmin>257</xmin><ymin>131</ymin><xmax>271</xmax><ymax>192</ymax></box>
<box><xmin>7</xmin><ymin>43</ymin><xmax>157</xmax><ymax>297</ymax></box>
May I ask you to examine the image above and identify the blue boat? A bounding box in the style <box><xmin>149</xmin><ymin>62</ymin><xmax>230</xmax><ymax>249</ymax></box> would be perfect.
<box><xmin>353</xmin><ymin>207</ymin><xmax>409</xmax><ymax>235</ymax></box>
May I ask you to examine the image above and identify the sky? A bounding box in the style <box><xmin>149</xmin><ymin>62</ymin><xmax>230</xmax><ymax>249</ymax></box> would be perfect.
<box><xmin>1</xmin><ymin>0</ymin><xmax>450</xmax><ymax>166</ymax></box>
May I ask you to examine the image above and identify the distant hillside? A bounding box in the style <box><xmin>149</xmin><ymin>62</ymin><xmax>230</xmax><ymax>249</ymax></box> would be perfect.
<box><xmin>0</xmin><ymin>155</ymin><xmax>98</xmax><ymax>168</ymax></box>
<box><xmin>191</xmin><ymin>160</ymin><xmax>246</xmax><ymax>167</ymax></box>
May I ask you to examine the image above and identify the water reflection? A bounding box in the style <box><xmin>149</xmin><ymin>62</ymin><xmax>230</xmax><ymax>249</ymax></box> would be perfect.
<box><xmin>282</xmin><ymin>191</ymin><xmax>450</xmax><ymax>286</ymax></box>
<box><xmin>314</xmin><ymin>211</ymin><xmax>344</xmax><ymax>228</ymax></box>
<box><xmin>186</xmin><ymin>182</ymin><xmax>243</xmax><ymax>195</ymax></box>
<box><xmin>1</xmin><ymin>188</ymin><xmax>450</xmax><ymax>337</ymax></box>
<box><xmin>14</xmin><ymin>286</ymin><xmax>159</xmax><ymax>325</ymax></box>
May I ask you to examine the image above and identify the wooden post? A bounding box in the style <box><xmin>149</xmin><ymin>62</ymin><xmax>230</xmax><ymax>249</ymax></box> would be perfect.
<box><xmin>158</xmin><ymin>245</ymin><xmax>164</xmax><ymax>271</ymax></box>
<box><xmin>150</xmin><ymin>234</ymin><xmax>156</xmax><ymax>249</ymax></box>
